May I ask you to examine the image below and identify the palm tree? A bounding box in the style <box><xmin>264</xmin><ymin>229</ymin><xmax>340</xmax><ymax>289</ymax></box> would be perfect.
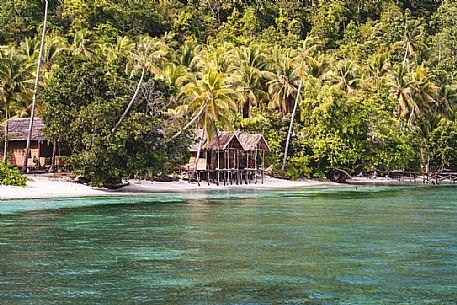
<box><xmin>42</xmin><ymin>34</ymin><xmax>68</xmax><ymax>72</ymax></box>
<box><xmin>433</xmin><ymin>71</ymin><xmax>456</xmax><ymax>120</ymax></box>
<box><xmin>0</xmin><ymin>48</ymin><xmax>34</xmax><ymax>162</ymax></box>
<box><xmin>163</xmin><ymin>63</ymin><xmax>188</xmax><ymax>89</ymax></box>
<box><xmin>389</xmin><ymin>64</ymin><xmax>439</xmax><ymax>173</ymax></box>
<box><xmin>397</xmin><ymin>11</ymin><xmax>426</xmax><ymax>66</ymax></box>
<box><xmin>281</xmin><ymin>37</ymin><xmax>321</xmax><ymax>171</ymax></box>
<box><xmin>101</xmin><ymin>36</ymin><xmax>135</xmax><ymax>65</ymax></box>
<box><xmin>388</xmin><ymin>64</ymin><xmax>416</xmax><ymax>123</ymax></box>
<box><xmin>418</xmin><ymin>72</ymin><xmax>457</xmax><ymax>173</ymax></box>
<box><xmin>71</xmin><ymin>29</ymin><xmax>98</xmax><ymax>58</ymax></box>
<box><xmin>112</xmin><ymin>36</ymin><xmax>169</xmax><ymax>133</ymax></box>
<box><xmin>366</xmin><ymin>53</ymin><xmax>390</xmax><ymax>90</ymax></box>
<box><xmin>22</xmin><ymin>0</ymin><xmax>48</xmax><ymax>172</ymax></box>
<box><xmin>174</xmin><ymin>42</ymin><xmax>201</xmax><ymax>74</ymax></box>
<box><xmin>19</xmin><ymin>37</ymin><xmax>40</xmax><ymax>61</ymax></box>
<box><xmin>176</xmin><ymin>65</ymin><xmax>238</xmax><ymax>143</ymax></box>
<box><xmin>266</xmin><ymin>47</ymin><xmax>300</xmax><ymax>116</ymax></box>
<box><xmin>408</xmin><ymin>65</ymin><xmax>438</xmax><ymax>125</ymax></box>
<box><xmin>232</xmin><ymin>45</ymin><xmax>268</xmax><ymax>118</ymax></box>
<box><xmin>200</xmin><ymin>43</ymin><xmax>236</xmax><ymax>74</ymax></box>
<box><xmin>171</xmin><ymin>65</ymin><xmax>238</xmax><ymax>180</ymax></box>
<box><xmin>326</xmin><ymin>59</ymin><xmax>360</xmax><ymax>95</ymax></box>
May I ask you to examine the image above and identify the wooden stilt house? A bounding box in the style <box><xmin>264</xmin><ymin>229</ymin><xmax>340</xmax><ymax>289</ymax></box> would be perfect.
<box><xmin>238</xmin><ymin>133</ymin><xmax>271</xmax><ymax>183</ymax></box>
<box><xmin>184</xmin><ymin>130</ymin><xmax>270</xmax><ymax>185</ymax></box>
<box><xmin>203</xmin><ymin>131</ymin><xmax>244</xmax><ymax>171</ymax></box>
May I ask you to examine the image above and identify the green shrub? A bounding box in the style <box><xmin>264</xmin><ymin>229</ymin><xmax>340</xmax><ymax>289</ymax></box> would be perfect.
<box><xmin>283</xmin><ymin>154</ymin><xmax>314</xmax><ymax>180</ymax></box>
<box><xmin>0</xmin><ymin>162</ymin><xmax>28</xmax><ymax>186</ymax></box>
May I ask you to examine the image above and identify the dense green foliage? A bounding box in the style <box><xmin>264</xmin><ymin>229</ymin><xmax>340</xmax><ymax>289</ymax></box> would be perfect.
<box><xmin>1</xmin><ymin>0</ymin><xmax>456</xmax><ymax>183</ymax></box>
<box><xmin>0</xmin><ymin>161</ymin><xmax>27</xmax><ymax>186</ymax></box>
<box><xmin>41</xmin><ymin>52</ymin><xmax>191</xmax><ymax>186</ymax></box>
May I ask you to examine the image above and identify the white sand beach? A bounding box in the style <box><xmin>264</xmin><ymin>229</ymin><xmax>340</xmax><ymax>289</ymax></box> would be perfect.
<box><xmin>0</xmin><ymin>175</ymin><xmax>340</xmax><ymax>200</ymax></box>
<box><xmin>0</xmin><ymin>176</ymin><xmax>107</xmax><ymax>199</ymax></box>
<box><xmin>346</xmin><ymin>176</ymin><xmax>426</xmax><ymax>184</ymax></box>
<box><xmin>122</xmin><ymin>176</ymin><xmax>339</xmax><ymax>193</ymax></box>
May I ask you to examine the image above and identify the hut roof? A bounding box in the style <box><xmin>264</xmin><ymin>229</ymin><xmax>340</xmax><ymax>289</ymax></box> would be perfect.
<box><xmin>0</xmin><ymin>118</ymin><xmax>46</xmax><ymax>141</ymax></box>
<box><xmin>189</xmin><ymin>129</ymin><xmax>270</xmax><ymax>152</ymax></box>
<box><xmin>203</xmin><ymin>131</ymin><xmax>243</xmax><ymax>151</ymax></box>
<box><xmin>238</xmin><ymin>133</ymin><xmax>271</xmax><ymax>152</ymax></box>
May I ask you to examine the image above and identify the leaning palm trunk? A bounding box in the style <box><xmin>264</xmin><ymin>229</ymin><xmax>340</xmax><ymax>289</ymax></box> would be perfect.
<box><xmin>112</xmin><ymin>68</ymin><xmax>145</xmax><ymax>133</ymax></box>
<box><xmin>22</xmin><ymin>0</ymin><xmax>48</xmax><ymax>173</ymax></box>
<box><xmin>281</xmin><ymin>79</ymin><xmax>302</xmax><ymax>172</ymax></box>
<box><xmin>194</xmin><ymin>132</ymin><xmax>206</xmax><ymax>187</ymax></box>
<box><xmin>402</xmin><ymin>43</ymin><xmax>409</xmax><ymax>67</ymax></box>
<box><xmin>407</xmin><ymin>107</ymin><xmax>415</xmax><ymax>126</ymax></box>
<box><xmin>162</xmin><ymin>100</ymin><xmax>209</xmax><ymax>145</ymax></box>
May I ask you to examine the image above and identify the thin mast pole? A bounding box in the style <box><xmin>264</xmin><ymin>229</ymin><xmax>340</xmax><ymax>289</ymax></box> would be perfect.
<box><xmin>22</xmin><ymin>0</ymin><xmax>49</xmax><ymax>173</ymax></box>
<box><xmin>281</xmin><ymin>79</ymin><xmax>302</xmax><ymax>172</ymax></box>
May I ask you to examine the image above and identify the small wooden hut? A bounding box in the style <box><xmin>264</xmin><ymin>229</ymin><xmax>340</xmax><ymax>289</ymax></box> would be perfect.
<box><xmin>203</xmin><ymin>131</ymin><xmax>244</xmax><ymax>171</ymax></box>
<box><xmin>0</xmin><ymin>118</ymin><xmax>54</xmax><ymax>169</ymax></box>
<box><xmin>238</xmin><ymin>133</ymin><xmax>270</xmax><ymax>167</ymax></box>
<box><xmin>184</xmin><ymin>130</ymin><xmax>270</xmax><ymax>185</ymax></box>
<box><xmin>238</xmin><ymin>133</ymin><xmax>271</xmax><ymax>182</ymax></box>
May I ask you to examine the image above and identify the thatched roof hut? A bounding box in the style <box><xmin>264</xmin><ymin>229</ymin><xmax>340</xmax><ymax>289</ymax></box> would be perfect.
<box><xmin>0</xmin><ymin>118</ymin><xmax>46</xmax><ymax>141</ymax></box>
<box><xmin>189</xmin><ymin>130</ymin><xmax>269</xmax><ymax>153</ymax></box>
<box><xmin>202</xmin><ymin>131</ymin><xmax>243</xmax><ymax>151</ymax></box>
<box><xmin>0</xmin><ymin>118</ymin><xmax>55</xmax><ymax>169</ymax></box>
<box><xmin>184</xmin><ymin>129</ymin><xmax>270</xmax><ymax>185</ymax></box>
<box><xmin>238</xmin><ymin>133</ymin><xmax>270</xmax><ymax>152</ymax></box>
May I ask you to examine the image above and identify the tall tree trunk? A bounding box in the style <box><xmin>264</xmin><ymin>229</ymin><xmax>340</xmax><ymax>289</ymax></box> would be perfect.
<box><xmin>402</xmin><ymin>14</ymin><xmax>409</xmax><ymax>68</ymax></box>
<box><xmin>407</xmin><ymin>107</ymin><xmax>415</xmax><ymax>125</ymax></box>
<box><xmin>112</xmin><ymin>68</ymin><xmax>145</xmax><ymax>133</ymax></box>
<box><xmin>281</xmin><ymin>79</ymin><xmax>302</xmax><ymax>172</ymax></box>
<box><xmin>48</xmin><ymin>140</ymin><xmax>57</xmax><ymax>173</ymax></box>
<box><xmin>425</xmin><ymin>154</ymin><xmax>430</xmax><ymax>174</ymax></box>
<box><xmin>403</xmin><ymin>44</ymin><xmax>409</xmax><ymax>67</ymax></box>
<box><xmin>22</xmin><ymin>0</ymin><xmax>48</xmax><ymax>173</ymax></box>
<box><xmin>243</xmin><ymin>92</ymin><xmax>251</xmax><ymax>118</ymax></box>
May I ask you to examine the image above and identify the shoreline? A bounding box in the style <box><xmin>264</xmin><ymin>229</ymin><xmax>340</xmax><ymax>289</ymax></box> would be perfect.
<box><xmin>0</xmin><ymin>176</ymin><xmax>342</xmax><ymax>200</ymax></box>
<box><xmin>0</xmin><ymin>175</ymin><xmax>453</xmax><ymax>200</ymax></box>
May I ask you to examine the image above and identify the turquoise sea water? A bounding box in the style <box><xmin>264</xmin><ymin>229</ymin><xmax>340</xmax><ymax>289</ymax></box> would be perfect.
<box><xmin>0</xmin><ymin>186</ymin><xmax>456</xmax><ymax>304</ymax></box>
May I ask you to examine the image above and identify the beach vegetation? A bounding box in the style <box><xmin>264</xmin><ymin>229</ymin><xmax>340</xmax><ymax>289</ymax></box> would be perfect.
<box><xmin>0</xmin><ymin>161</ymin><xmax>27</xmax><ymax>186</ymax></box>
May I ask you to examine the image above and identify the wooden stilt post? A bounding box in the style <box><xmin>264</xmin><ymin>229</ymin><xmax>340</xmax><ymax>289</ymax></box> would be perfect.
<box><xmin>207</xmin><ymin>151</ymin><xmax>210</xmax><ymax>186</ymax></box>
<box><xmin>236</xmin><ymin>150</ymin><xmax>239</xmax><ymax>185</ymax></box>
<box><xmin>247</xmin><ymin>152</ymin><xmax>250</xmax><ymax>184</ymax></box>
<box><xmin>231</xmin><ymin>149</ymin><xmax>234</xmax><ymax>185</ymax></box>
<box><xmin>217</xmin><ymin>150</ymin><xmax>220</xmax><ymax>186</ymax></box>
<box><xmin>226</xmin><ymin>150</ymin><xmax>229</xmax><ymax>186</ymax></box>
<box><xmin>262</xmin><ymin>150</ymin><xmax>265</xmax><ymax>184</ymax></box>
<box><xmin>255</xmin><ymin>150</ymin><xmax>258</xmax><ymax>184</ymax></box>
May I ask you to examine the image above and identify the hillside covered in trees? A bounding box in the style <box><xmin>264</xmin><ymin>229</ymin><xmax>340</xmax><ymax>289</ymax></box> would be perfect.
<box><xmin>0</xmin><ymin>0</ymin><xmax>456</xmax><ymax>185</ymax></box>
